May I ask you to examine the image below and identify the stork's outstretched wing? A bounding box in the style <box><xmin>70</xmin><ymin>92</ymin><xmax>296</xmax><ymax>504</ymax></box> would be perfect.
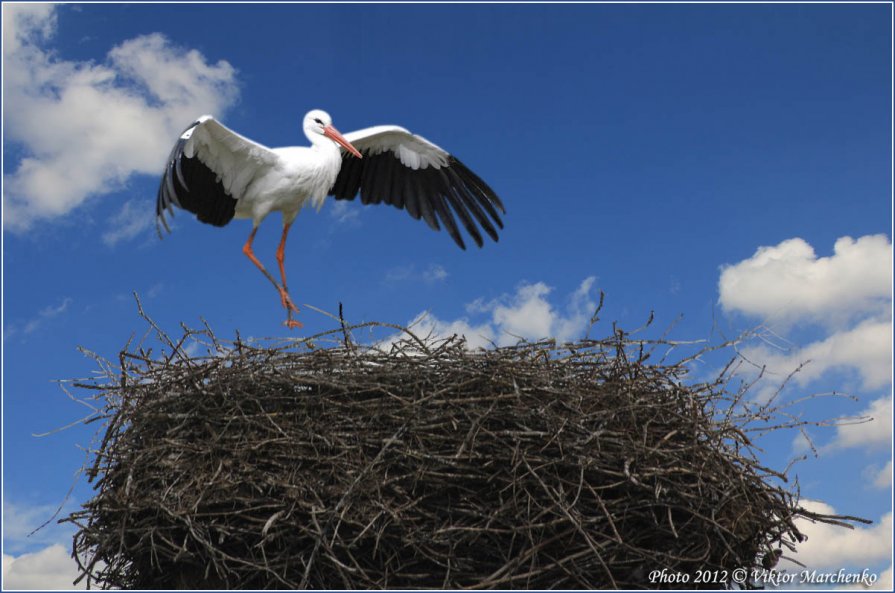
<box><xmin>156</xmin><ymin>116</ymin><xmax>279</xmax><ymax>233</ymax></box>
<box><xmin>328</xmin><ymin>126</ymin><xmax>505</xmax><ymax>249</ymax></box>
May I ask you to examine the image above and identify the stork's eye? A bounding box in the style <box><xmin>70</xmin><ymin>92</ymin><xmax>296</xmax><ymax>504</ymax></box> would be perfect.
<box><xmin>314</xmin><ymin>118</ymin><xmax>323</xmax><ymax>125</ymax></box>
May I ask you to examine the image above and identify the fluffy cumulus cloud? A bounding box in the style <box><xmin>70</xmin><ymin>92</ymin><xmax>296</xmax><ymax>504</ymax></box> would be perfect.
<box><xmin>777</xmin><ymin>500</ymin><xmax>892</xmax><ymax>588</ymax></box>
<box><xmin>404</xmin><ymin>313</ymin><xmax>497</xmax><ymax>350</ymax></box>
<box><xmin>719</xmin><ymin>235</ymin><xmax>892</xmax><ymax>328</ymax></box>
<box><xmin>738</xmin><ymin>318</ymin><xmax>892</xmax><ymax>394</ymax></box>
<box><xmin>718</xmin><ymin>235</ymin><xmax>892</xmax><ymax>414</ymax></box>
<box><xmin>2</xmin><ymin>545</ymin><xmax>87</xmax><ymax>590</ymax></box>
<box><xmin>3</xmin><ymin>498</ymin><xmax>100</xmax><ymax>589</ymax></box>
<box><xmin>831</xmin><ymin>396</ymin><xmax>892</xmax><ymax>451</ymax></box>
<box><xmin>398</xmin><ymin>276</ymin><xmax>598</xmax><ymax>349</ymax></box>
<box><xmin>101</xmin><ymin>199</ymin><xmax>154</xmax><ymax>246</ymax></box>
<box><xmin>3</xmin><ymin>4</ymin><xmax>239</xmax><ymax>233</ymax></box>
<box><xmin>863</xmin><ymin>460</ymin><xmax>893</xmax><ymax>490</ymax></box>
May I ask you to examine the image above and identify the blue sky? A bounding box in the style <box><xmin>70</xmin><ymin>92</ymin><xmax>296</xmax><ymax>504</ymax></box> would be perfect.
<box><xmin>3</xmin><ymin>2</ymin><xmax>892</xmax><ymax>588</ymax></box>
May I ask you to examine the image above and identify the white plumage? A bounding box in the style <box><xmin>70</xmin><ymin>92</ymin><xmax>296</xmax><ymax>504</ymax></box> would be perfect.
<box><xmin>343</xmin><ymin>126</ymin><xmax>449</xmax><ymax>170</ymax></box>
<box><xmin>156</xmin><ymin>109</ymin><xmax>505</xmax><ymax>329</ymax></box>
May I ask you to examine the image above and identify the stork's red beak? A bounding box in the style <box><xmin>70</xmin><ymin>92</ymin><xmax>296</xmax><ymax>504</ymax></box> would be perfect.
<box><xmin>324</xmin><ymin>125</ymin><xmax>362</xmax><ymax>159</ymax></box>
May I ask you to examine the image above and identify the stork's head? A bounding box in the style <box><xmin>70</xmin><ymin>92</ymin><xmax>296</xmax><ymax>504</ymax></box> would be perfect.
<box><xmin>303</xmin><ymin>109</ymin><xmax>362</xmax><ymax>158</ymax></box>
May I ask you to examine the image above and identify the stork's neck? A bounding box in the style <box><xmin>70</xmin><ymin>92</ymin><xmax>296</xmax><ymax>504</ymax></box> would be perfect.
<box><xmin>305</xmin><ymin>133</ymin><xmax>339</xmax><ymax>163</ymax></box>
<box><xmin>307</xmin><ymin>131</ymin><xmax>334</xmax><ymax>151</ymax></box>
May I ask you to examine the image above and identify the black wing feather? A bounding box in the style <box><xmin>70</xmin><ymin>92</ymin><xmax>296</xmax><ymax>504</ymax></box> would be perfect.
<box><xmin>414</xmin><ymin>172</ymin><xmax>441</xmax><ymax>232</ymax></box>
<box><xmin>381</xmin><ymin>155</ymin><xmax>403</xmax><ymax>211</ymax></box>
<box><xmin>329</xmin><ymin>158</ymin><xmax>348</xmax><ymax>197</ymax></box>
<box><xmin>372</xmin><ymin>154</ymin><xmax>392</xmax><ymax>206</ymax></box>
<box><xmin>345</xmin><ymin>156</ymin><xmax>364</xmax><ymax>198</ymax></box>
<box><xmin>333</xmin><ymin>154</ymin><xmax>360</xmax><ymax>199</ymax></box>
<box><xmin>450</xmin><ymin>157</ymin><xmax>505</xmax><ymax>229</ymax></box>
<box><xmin>156</xmin><ymin>121</ymin><xmax>238</xmax><ymax>234</ymax></box>
<box><xmin>360</xmin><ymin>153</ymin><xmax>380</xmax><ymax>205</ymax></box>
<box><xmin>451</xmin><ymin>156</ymin><xmax>506</xmax><ymax>214</ymax></box>
<box><xmin>174</xmin><ymin>153</ymin><xmax>188</xmax><ymax>190</ymax></box>
<box><xmin>422</xmin><ymin>167</ymin><xmax>465</xmax><ymax>250</ymax></box>
<box><xmin>446</xmin><ymin>167</ymin><xmax>499</xmax><ymax>243</ymax></box>
<box><xmin>438</xmin><ymin>169</ymin><xmax>483</xmax><ymax>248</ymax></box>
<box><xmin>402</xmin><ymin>173</ymin><xmax>421</xmax><ymax>221</ymax></box>
<box><xmin>328</xmin><ymin>148</ymin><xmax>504</xmax><ymax>249</ymax></box>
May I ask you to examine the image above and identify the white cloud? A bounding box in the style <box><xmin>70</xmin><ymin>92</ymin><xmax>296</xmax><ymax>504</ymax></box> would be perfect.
<box><xmin>101</xmin><ymin>199</ymin><xmax>153</xmax><ymax>246</ymax></box>
<box><xmin>555</xmin><ymin>276</ymin><xmax>597</xmax><ymax>343</ymax></box>
<box><xmin>383</xmin><ymin>265</ymin><xmax>413</xmax><ymax>284</ymax></box>
<box><xmin>3</xmin><ymin>500</ymin><xmax>59</xmax><ymax>548</ymax></box>
<box><xmin>779</xmin><ymin>500</ymin><xmax>892</xmax><ymax>578</ymax></box>
<box><xmin>383</xmin><ymin>263</ymin><xmax>449</xmax><ymax>286</ymax></box>
<box><xmin>2</xmin><ymin>4</ymin><xmax>55</xmax><ymax>55</ymax></box>
<box><xmin>18</xmin><ymin>297</ymin><xmax>73</xmax><ymax>335</ymax></box>
<box><xmin>738</xmin><ymin>318</ymin><xmax>892</xmax><ymax>393</ymax></box>
<box><xmin>718</xmin><ymin>235</ymin><xmax>892</xmax><ymax>454</ymax></box>
<box><xmin>329</xmin><ymin>200</ymin><xmax>360</xmax><ymax>226</ymax></box>
<box><xmin>863</xmin><ymin>460</ymin><xmax>893</xmax><ymax>490</ymax></box>
<box><xmin>2</xmin><ymin>499</ymin><xmax>80</xmax><ymax>556</ymax></box>
<box><xmin>422</xmin><ymin>264</ymin><xmax>448</xmax><ymax>284</ymax></box>
<box><xmin>873</xmin><ymin>461</ymin><xmax>892</xmax><ymax>489</ymax></box>
<box><xmin>2</xmin><ymin>545</ymin><xmax>87</xmax><ymax>590</ymax></box>
<box><xmin>1</xmin><ymin>500</ymin><xmax>91</xmax><ymax>588</ymax></box>
<box><xmin>3</xmin><ymin>4</ymin><xmax>239</xmax><ymax>232</ymax></box>
<box><xmin>404</xmin><ymin>312</ymin><xmax>497</xmax><ymax>350</ymax></box>
<box><xmin>491</xmin><ymin>282</ymin><xmax>555</xmax><ymax>341</ymax></box>
<box><xmin>398</xmin><ymin>276</ymin><xmax>598</xmax><ymax>348</ymax></box>
<box><xmin>719</xmin><ymin>235</ymin><xmax>892</xmax><ymax>328</ymax></box>
<box><xmin>146</xmin><ymin>281</ymin><xmax>165</xmax><ymax>299</ymax></box>
<box><xmin>831</xmin><ymin>396</ymin><xmax>892</xmax><ymax>451</ymax></box>
<box><xmin>872</xmin><ymin>566</ymin><xmax>894</xmax><ymax>590</ymax></box>
<box><xmin>487</xmin><ymin>276</ymin><xmax>597</xmax><ymax>345</ymax></box>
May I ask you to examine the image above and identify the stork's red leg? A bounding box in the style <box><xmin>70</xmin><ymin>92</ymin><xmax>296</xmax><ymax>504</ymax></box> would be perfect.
<box><xmin>275</xmin><ymin>223</ymin><xmax>302</xmax><ymax>328</ymax></box>
<box><xmin>242</xmin><ymin>226</ymin><xmax>301</xmax><ymax>329</ymax></box>
<box><xmin>242</xmin><ymin>227</ymin><xmax>279</xmax><ymax>288</ymax></box>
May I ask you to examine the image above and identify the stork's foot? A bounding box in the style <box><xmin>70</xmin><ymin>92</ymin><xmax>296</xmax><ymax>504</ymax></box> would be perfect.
<box><xmin>277</xmin><ymin>288</ymin><xmax>302</xmax><ymax>329</ymax></box>
<box><xmin>278</xmin><ymin>288</ymin><xmax>300</xmax><ymax>314</ymax></box>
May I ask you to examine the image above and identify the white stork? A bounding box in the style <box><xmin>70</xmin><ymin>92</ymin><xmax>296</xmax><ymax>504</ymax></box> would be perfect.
<box><xmin>156</xmin><ymin>109</ymin><xmax>505</xmax><ymax>329</ymax></box>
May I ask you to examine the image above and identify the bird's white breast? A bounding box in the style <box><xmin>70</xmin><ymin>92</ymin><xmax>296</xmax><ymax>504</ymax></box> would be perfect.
<box><xmin>234</xmin><ymin>146</ymin><xmax>341</xmax><ymax>222</ymax></box>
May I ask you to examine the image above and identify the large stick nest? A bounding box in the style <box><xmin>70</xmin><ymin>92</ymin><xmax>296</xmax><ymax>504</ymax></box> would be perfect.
<box><xmin>62</xmin><ymin>319</ymin><xmax>865</xmax><ymax>589</ymax></box>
